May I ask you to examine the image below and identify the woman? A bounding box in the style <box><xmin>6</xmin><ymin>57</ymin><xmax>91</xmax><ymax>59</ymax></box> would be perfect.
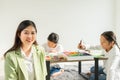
<box><xmin>78</xmin><ymin>31</ymin><xmax>120</xmax><ymax>80</ymax></box>
<box><xmin>4</xmin><ymin>20</ymin><xmax>47</xmax><ymax>80</ymax></box>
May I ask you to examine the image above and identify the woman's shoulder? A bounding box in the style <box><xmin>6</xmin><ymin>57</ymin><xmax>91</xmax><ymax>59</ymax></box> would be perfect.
<box><xmin>5</xmin><ymin>48</ymin><xmax>21</xmax><ymax>58</ymax></box>
<box><xmin>5</xmin><ymin>50</ymin><xmax>17</xmax><ymax>60</ymax></box>
<box><xmin>5</xmin><ymin>50</ymin><xmax>15</xmax><ymax>55</ymax></box>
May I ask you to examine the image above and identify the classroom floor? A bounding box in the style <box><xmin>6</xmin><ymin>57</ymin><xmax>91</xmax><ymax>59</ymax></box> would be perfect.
<box><xmin>51</xmin><ymin>62</ymin><xmax>94</xmax><ymax>80</ymax></box>
<box><xmin>0</xmin><ymin>58</ymin><xmax>103</xmax><ymax>80</ymax></box>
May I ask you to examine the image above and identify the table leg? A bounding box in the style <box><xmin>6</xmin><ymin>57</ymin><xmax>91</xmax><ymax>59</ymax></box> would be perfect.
<box><xmin>46</xmin><ymin>61</ymin><xmax>50</xmax><ymax>80</ymax></box>
<box><xmin>94</xmin><ymin>58</ymin><xmax>99</xmax><ymax>80</ymax></box>
<box><xmin>78</xmin><ymin>61</ymin><xmax>81</xmax><ymax>74</ymax></box>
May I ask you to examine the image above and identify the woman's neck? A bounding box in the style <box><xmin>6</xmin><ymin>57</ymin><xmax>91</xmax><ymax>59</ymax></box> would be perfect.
<box><xmin>21</xmin><ymin>45</ymin><xmax>32</xmax><ymax>56</ymax></box>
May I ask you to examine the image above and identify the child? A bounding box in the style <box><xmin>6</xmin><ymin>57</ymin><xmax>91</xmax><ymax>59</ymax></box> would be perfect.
<box><xmin>78</xmin><ymin>31</ymin><xmax>120</xmax><ymax>80</ymax></box>
<box><xmin>42</xmin><ymin>32</ymin><xmax>64</xmax><ymax>77</ymax></box>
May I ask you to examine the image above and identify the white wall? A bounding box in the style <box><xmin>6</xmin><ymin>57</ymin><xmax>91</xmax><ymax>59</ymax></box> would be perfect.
<box><xmin>116</xmin><ymin>0</ymin><xmax>120</xmax><ymax>44</ymax></box>
<box><xmin>0</xmin><ymin>0</ymin><xmax>116</xmax><ymax>55</ymax></box>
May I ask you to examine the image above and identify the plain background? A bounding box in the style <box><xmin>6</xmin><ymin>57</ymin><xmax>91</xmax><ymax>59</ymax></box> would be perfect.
<box><xmin>0</xmin><ymin>0</ymin><xmax>120</xmax><ymax>55</ymax></box>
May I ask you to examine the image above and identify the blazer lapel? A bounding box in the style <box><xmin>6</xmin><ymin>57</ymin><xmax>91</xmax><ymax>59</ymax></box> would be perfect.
<box><xmin>16</xmin><ymin>49</ymin><xmax>29</xmax><ymax>80</ymax></box>
<box><xmin>33</xmin><ymin>46</ymin><xmax>43</xmax><ymax>80</ymax></box>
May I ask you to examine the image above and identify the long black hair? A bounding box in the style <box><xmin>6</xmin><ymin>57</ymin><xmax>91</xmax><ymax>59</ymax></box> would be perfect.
<box><xmin>4</xmin><ymin>20</ymin><xmax>38</xmax><ymax>57</ymax></box>
<box><xmin>101</xmin><ymin>31</ymin><xmax>120</xmax><ymax>50</ymax></box>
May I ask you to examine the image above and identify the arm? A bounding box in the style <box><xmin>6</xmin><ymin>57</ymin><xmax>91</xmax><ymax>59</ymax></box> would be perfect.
<box><xmin>56</xmin><ymin>44</ymin><xmax>64</xmax><ymax>53</ymax></box>
<box><xmin>5</xmin><ymin>52</ymin><xmax>18</xmax><ymax>80</ymax></box>
<box><xmin>78</xmin><ymin>42</ymin><xmax>102</xmax><ymax>50</ymax></box>
<box><xmin>108</xmin><ymin>56</ymin><xmax>120</xmax><ymax>80</ymax></box>
<box><xmin>37</xmin><ymin>46</ymin><xmax>48</xmax><ymax>79</ymax></box>
<box><xmin>41</xmin><ymin>49</ymin><xmax>48</xmax><ymax>77</ymax></box>
<box><xmin>49</xmin><ymin>44</ymin><xmax>63</xmax><ymax>53</ymax></box>
<box><xmin>86</xmin><ymin>45</ymin><xmax>102</xmax><ymax>50</ymax></box>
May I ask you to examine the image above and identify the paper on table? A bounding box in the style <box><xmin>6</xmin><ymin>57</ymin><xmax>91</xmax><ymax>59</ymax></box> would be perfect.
<box><xmin>90</xmin><ymin>50</ymin><xmax>104</xmax><ymax>57</ymax></box>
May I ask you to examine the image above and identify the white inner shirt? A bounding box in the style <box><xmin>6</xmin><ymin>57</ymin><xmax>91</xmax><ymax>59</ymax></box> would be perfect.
<box><xmin>21</xmin><ymin>47</ymin><xmax>35</xmax><ymax>80</ymax></box>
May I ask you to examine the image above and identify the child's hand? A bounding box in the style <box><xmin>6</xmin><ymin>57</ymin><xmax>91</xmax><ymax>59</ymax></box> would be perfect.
<box><xmin>45</xmin><ymin>56</ymin><xmax>51</xmax><ymax>61</ymax></box>
<box><xmin>78</xmin><ymin>40</ymin><xmax>86</xmax><ymax>50</ymax></box>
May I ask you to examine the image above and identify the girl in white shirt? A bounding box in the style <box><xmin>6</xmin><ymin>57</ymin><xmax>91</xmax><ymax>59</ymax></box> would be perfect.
<box><xmin>42</xmin><ymin>32</ymin><xmax>64</xmax><ymax>78</ymax></box>
<box><xmin>78</xmin><ymin>31</ymin><xmax>120</xmax><ymax>80</ymax></box>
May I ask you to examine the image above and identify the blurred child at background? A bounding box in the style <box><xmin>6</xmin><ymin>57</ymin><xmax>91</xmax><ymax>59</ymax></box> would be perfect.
<box><xmin>78</xmin><ymin>31</ymin><xmax>120</xmax><ymax>80</ymax></box>
<box><xmin>42</xmin><ymin>32</ymin><xmax>64</xmax><ymax>77</ymax></box>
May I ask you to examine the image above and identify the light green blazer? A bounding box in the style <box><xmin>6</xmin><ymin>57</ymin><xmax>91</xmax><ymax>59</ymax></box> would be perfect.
<box><xmin>5</xmin><ymin>45</ymin><xmax>47</xmax><ymax>80</ymax></box>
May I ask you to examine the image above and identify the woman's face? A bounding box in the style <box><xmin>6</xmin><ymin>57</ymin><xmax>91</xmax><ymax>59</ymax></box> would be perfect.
<box><xmin>47</xmin><ymin>40</ymin><xmax>56</xmax><ymax>48</ymax></box>
<box><xmin>100</xmin><ymin>35</ymin><xmax>114</xmax><ymax>52</ymax></box>
<box><xmin>19</xmin><ymin>26</ymin><xmax>37</xmax><ymax>47</ymax></box>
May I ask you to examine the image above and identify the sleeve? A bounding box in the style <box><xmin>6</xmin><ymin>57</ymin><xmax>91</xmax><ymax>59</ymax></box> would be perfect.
<box><xmin>108</xmin><ymin>56</ymin><xmax>120</xmax><ymax>80</ymax></box>
<box><xmin>41</xmin><ymin>48</ymin><xmax>48</xmax><ymax>76</ymax></box>
<box><xmin>57</xmin><ymin>44</ymin><xmax>64</xmax><ymax>53</ymax></box>
<box><xmin>38</xmin><ymin>46</ymin><xmax>48</xmax><ymax>79</ymax></box>
<box><xmin>5</xmin><ymin>52</ymin><xmax>18</xmax><ymax>80</ymax></box>
<box><xmin>85</xmin><ymin>44</ymin><xmax>102</xmax><ymax>50</ymax></box>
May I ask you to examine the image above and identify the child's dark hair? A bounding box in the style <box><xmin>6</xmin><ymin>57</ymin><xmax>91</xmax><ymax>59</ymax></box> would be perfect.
<box><xmin>47</xmin><ymin>32</ymin><xmax>59</xmax><ymax>43</ymax></box>
<box><xmin>101</xmin><ymin>31</ymin><xmax>120</xmax><ymax>50</ymax></box>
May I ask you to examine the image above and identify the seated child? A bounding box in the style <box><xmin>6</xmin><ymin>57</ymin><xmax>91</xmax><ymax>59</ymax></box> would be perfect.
<box><xmin>77</xmin><ymin>31</ymin><xmax>120</xmax><ymax>80</ymax></box>
<box><xmin>42</xmin><ymin>32</ymin><xmax>64</xmax><ymax>77</ymax></box>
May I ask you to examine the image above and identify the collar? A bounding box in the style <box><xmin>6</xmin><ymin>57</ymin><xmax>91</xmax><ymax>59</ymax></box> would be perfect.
<box><xmin>20</xmin><ymin>47</ymin><xmax>34</xmax><ymax>59</ymax></box>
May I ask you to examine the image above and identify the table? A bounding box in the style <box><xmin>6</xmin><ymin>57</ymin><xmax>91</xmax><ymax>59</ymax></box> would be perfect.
<box><xmin>46</xmin><ymin>56</ymin><xmax>107</xmax><ymax>80</ymax></box>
